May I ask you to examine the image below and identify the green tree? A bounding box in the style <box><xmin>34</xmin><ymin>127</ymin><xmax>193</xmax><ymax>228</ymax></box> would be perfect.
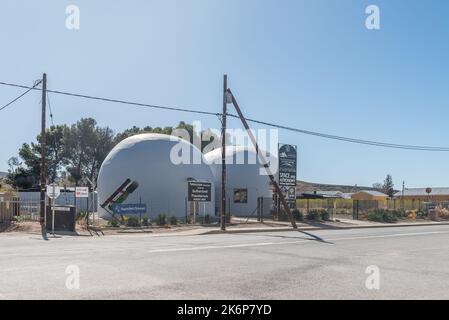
<box><xmin>382</xmin><ymin>174</ymin><xmax>395</xmax><ymax>198</ymax></box>
<box><xmin>64</xmin><ymin>118</ymin><xmax>114</xmax><ymax>186</ymax></box>
<box><xmin>64</xmin><ymin>118</ymin><xmax>99</xmax><ymax>185</ymax></box>
<box><xmin>6</xmin><ymin>125</ymin><xmax>68</xmax><ymax>188</ymax></box>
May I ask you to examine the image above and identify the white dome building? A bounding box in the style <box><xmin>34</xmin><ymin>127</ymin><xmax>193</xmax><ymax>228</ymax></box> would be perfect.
<box><xmin>204</xmin><ymin>146</ymin><xmax>276</xmax><ymax>217</ymax></box>
<box><xmin>97</xmin><ymin>134</ymin><xmax>215</xmax><ymax>220</ymax></box>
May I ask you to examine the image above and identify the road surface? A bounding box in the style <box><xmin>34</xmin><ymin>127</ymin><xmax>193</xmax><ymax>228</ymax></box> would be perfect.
<box><xmin>1</xmin><ymin>225</ymin><xmax>449</xmax><ymax>299</ymax></box>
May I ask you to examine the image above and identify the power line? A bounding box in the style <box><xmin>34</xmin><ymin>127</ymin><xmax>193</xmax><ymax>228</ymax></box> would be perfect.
<box><xmin>0</xmin><ymin>80</ymin><xmax>42</xmax><ymax>111</ymax></box>
<box><xmin>226</xmin><ymin>113</ymin><xmax>449</xmax><ymax>152</ymax></box>
<box><xmin>0</xmin><ymin>81</ymin><xmax>221</xmax><ymax>117</ymax></box>
<box><xmin>1</xmin><ymin>80</ymin><xmax>449</xmax><ymax>152</ymax></box>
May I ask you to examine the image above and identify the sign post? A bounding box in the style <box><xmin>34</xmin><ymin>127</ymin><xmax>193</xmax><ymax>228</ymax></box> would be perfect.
<box><xmin>46</xmin><ymin>184</ymin><xmax>61</xmax><ymax>236</ymax></box>
<box><xmin>278</xmin><ymin>144</ymin><xmax>298</xmax><ymax>208</ymax></box>
<box><xmin>187</xmin><ymin>181</ymin><xmax>212</xmax><ymax>224</ymax></box>
<box><xmin>76</xmin><ymin>187</ymin><xmax>89</xmax><ymax>229</ymax></box>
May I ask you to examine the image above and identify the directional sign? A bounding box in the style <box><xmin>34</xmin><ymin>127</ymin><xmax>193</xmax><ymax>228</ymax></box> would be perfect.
<box><xmin>112</xmin><ymin>203</ymin><xmax>147</xmax><ymax>215</ymax></box>
<box><xmin>188</xmin><ymin>181</ymin><xmax>212</xmax><ymax>202</ymax></box>
<box><xmin>75</xmin><ymin>187</ymin><xmax>89</xmax><ymax>198</ymax></box>
<box><xmin>46</xmin><ymin>184</ymin><xmax>61</xmax><ymax>199</ymax></box>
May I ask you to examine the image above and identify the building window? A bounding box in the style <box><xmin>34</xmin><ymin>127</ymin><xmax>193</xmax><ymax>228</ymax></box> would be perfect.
<box><xmin>233</xmin><ymin>189</ymin><xmax>248</xmax><ymax>203</ymax></box>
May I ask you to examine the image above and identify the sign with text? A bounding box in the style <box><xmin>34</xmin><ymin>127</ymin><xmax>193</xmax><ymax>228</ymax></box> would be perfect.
<box><xmin>112</xmin><ymin>203</ymin><xmax>147</xmax><ymax>215</ymax></box>
<box><xmin>278</xmin><ymin>144</ymin><xmax>297</xmax><ymax>203</ymax></box>
<box><xmin>188</xmin><ymin>181</ymin><xmax>212</xmax><ymax>202</ymax></box>
<box><xmin>75</xmin><ymin>187</ymin><xmax>89</xmax><ymax>198</ymax></box>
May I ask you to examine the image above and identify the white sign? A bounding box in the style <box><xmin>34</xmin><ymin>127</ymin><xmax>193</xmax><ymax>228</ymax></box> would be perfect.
<box><xmin>46</xmin><ymin>184</ymin><xmax>61</xmax><ymax>199</ymax></box>
<box><xmin>75</xmin><ymin>187</ymin><xmax>89</xmax><ymax>198</ymax></box>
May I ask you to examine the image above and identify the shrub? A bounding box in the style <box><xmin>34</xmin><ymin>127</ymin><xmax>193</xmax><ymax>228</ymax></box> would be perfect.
<box><xmin>156</xmin><ymin>214</ymin><xmax>167</xmax><ymax>226</ymax></box>
<box><xmin>292</xmin><ymin>209</ymin><xmax>303</xmax><ymax>221</ymax></box>
<box><xmin>13</xmin><ymin>216</ymin><xmax>25</xmax><ymax>223</ymax></box>
<box><xmin>126</xmin><ymin>216</ymin><xmax>140</xmax><ymax>227</ymax></box>
<box><xmin>141</xmin><ymin>216</ymin><xmax>151</xmax><ymax>226</ymax></box>
<box><xmin>203</xmin><ymin>214</ymin><xmax>211</xmax><ymax>224</ymax></box>
<box><xmin>367</xmin><ymin>210</ymin><xmax>398</xmax><ymax>223</ymax></box>
<box><xmin>307</xmin><ymin>210</ymin><xmax>322</xmax><ymax>221</ymax></box>
<box><xmin>169</xmin><ymin>216</ymin><xmax>178</xmax><ymax>225</ymax></box>
<box><xmin>436</xmin><ymin>207</ymin><xmax>449</xmax><ymax>220</ymax></box>
<box><xmin>107</xmin><ymin>218</ymin><xmax>120</xmax><ymax>227</ymax></box>
<box><xmin>185</xmin><ymin>216</ymin><xmax>192</xmax><ymax>224</ymax></box>
<box><xmin>320</xmin><ymin>210</ymin><xmax>330</xmax><ymax>221</ymax></box>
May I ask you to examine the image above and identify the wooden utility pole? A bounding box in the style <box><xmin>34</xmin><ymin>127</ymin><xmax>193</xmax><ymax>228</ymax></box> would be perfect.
<box><xmin>221</xmin><ymin>75</ymin><xmax>228</xmax><ymax>231</ymax></box>
<box><xmin>40</xmin><ymin>73</ymin><xmax>47</xmax><ymax>230</ymax></box>
<box><xmin>227</xmin><ymin>88</ymin><xmax>298</xmax><ymax>229</ymax></box>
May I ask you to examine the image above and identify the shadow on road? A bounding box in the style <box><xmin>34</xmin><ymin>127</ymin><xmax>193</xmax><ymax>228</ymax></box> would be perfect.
<box><xmin>298</xmin><ymin>230</ymin><xmax>334</xmax><ymax>245</ymax></box>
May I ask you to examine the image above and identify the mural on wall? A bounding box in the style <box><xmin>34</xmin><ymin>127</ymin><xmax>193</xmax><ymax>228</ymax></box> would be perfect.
<box><xmin>100</xmin><ymin>178</ymin><xmax>139</xmax><ymax>217</ymax></box>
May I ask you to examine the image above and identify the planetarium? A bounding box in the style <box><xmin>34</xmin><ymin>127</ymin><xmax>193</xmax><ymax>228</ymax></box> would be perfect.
<box><xmin>97</xmin><ymin>133</ymin><xmax>215</xmax><ymax>220</ymax></box>
<box><xmin>204</xmin><ymin>146</ymin><xmax>276</xmax><ymax>217</ymax></box>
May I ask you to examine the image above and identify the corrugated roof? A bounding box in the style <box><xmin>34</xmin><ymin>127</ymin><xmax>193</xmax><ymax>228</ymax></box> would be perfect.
<box><xmin>355</xmin><ymin>190</ymin><xmax>389</xmax><ymax>197</ymax></box>
<box><xmin>394</xmin><ymin>187</ymin><xmax>449</xmax><ymax>197</ymax></box>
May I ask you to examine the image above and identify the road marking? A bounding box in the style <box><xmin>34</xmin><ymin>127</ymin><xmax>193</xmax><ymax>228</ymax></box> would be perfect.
<box><xmin>148</xmin><ymin>230</ymin><xmax>449</xmax><ymax>253</ymax></box>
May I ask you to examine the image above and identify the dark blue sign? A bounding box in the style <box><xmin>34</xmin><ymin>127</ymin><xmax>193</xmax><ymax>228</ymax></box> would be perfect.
<box><xmin>112</xmin><ymin>203</ymin><xmax>147</xmax><ymax>215</ymax></box>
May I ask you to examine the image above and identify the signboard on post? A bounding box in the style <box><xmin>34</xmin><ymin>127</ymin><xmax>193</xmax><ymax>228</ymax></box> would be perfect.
<box><xmin>46</xmin><ymin>184</ymin><xmax>61</xmax><ymax>200</ymax></box>
<box><xmin>278</xmin><ymin>144</ymin><xmax>297</xmax><ymax>204</ymax></box>
<box><xmin>46</xmin><ymin>184</ymin><xmax>61</xmax><ymax>236</ymax></box>
<box><xmin>112</xmin><ymin>203</ymin><xmax>147</xmax><ymax>215</ymax></box>
<box><xmin>75</xmin><ymin>187</ymin><xmax>89</xmax><ymax>198</ymax></box>
<box><xmin>188</xmin><ymin>181</ymin><xmax>212</xmax><ymax>202</ymax></box>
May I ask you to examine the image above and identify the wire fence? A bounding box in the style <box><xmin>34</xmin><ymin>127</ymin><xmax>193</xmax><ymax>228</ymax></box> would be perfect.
<box><xmin>296</xmin><ymin>198</ymin><xmax>445</xmax><ymax>220</ymax></box>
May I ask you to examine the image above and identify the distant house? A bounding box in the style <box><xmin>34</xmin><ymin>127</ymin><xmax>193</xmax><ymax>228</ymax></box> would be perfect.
<box><xmin>299</xmin><ymin>190</ymin><xmax>344</xmax><ymax>199</ymax></box>
<box><xmin>351</xmin><ymin>190</ymin><xmax>389</xmax><ymax>201</ymax></box>
<box><xmin>394</xmin><ymin>188</ymin><xmax>449</xmax><ymax>202</ymax></box>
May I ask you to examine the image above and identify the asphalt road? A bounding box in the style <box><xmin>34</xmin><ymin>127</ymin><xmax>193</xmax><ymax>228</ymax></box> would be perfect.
<box><xmin>1</xmin><ymin>225</ymin><xmax>449</xmax><ymax>299</ymax></box>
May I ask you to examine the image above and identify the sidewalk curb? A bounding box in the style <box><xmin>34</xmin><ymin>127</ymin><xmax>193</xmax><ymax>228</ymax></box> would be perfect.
<box><xmin>201</xmin><ymin>221</ymin><xmax>449</xmax><ymax>235</ymax></box>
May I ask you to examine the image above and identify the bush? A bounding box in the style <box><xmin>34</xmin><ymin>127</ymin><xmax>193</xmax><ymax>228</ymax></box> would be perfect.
<box><xmin>141</xmin><ymin>216</ymin><xmax>151</xmax><ymax>226</ymax></box>
<box><xmin>320</xmin><ymin>210</ymin><xmax>330</xmax><ymax>221</ymax></box>
<box><xmin>156</xmin><ymin>214</ymin><xmax>167</xmax><ymax>226</ymax></box>
<box><xmin>367</xmin><ymin>210</ymin><xmax>398</xmax><ymax>223</ymax></box>
<box><xmin>185</xmin><ymin>216</ymin><xmax>192</xmax><ymax>224</ymax></box>
<box><xmin>107</xmin><ymin>218</ymin><xmax>120</xmax><ymax>227</ymax></box>
<box><xmin>307</xmin><ymin>210</ymin><xmax>323</xmax><ymax>221</ymax></box>
<box><xmin>203</xmin><ymin>214</ymin><xmax>211</xmax><ymax>224</ymax></box>
<box><xmin>169</xmin><ymin>216</ymin><xmax>177</xmax><ymax>225</ymax></box>
<box><xmin>126</xmin><ymin>216</ymin><xmax>140</xmax><ymax>227</ymax></box>
<box><xmin>292</xmin><ymin>209</ymin><xmax>303</xmax><ymax>221</ymax></box>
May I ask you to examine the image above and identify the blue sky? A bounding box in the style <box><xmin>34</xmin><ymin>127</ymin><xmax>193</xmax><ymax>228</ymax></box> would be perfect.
<box><xmin>1</xmin><ymin>0</ymin><xmax>449</xmax><ymax>188</ymax></box>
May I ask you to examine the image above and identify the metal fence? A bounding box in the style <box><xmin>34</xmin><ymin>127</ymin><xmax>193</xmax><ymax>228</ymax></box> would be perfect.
<box><xmin>0</xmin><ymin>191</ymin><xmax>98</xmax><ymax>232</ymax></box>
<box><xmin>296</xmin><ymin>198</ymin><xmax>446</xmax><ymax>220</ymax></box>
<box><xmin>18</xmin><ymin>191</ymin><xmax>97</xmax><ymax>214</ymax></box>
<box><xmin>0</xmin><ymin>195</ymin><xmax>15</xmax><ymax>231</ymax></box>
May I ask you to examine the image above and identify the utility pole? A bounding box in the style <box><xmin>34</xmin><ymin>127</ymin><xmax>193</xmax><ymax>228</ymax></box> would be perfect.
<box><xmin>402</xmin><ymin>180</ymin><xmax>405</xmax><ymax>210</ymax></box>
<box><xmin>221</xmin><ymin>75</ymin><xmax>228</xmax><ymax>231</ymax></box>
<box><xmin>40</xmin><ymin>73</ymin><xmax>47</xmax><ymax>233</ymax></box>
<box><xmin>227</xmin><ymin>88</ymin><xmax>298</xmax><ymax>229</ymax></box>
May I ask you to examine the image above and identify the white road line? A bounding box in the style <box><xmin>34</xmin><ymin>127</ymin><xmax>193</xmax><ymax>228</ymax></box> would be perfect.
<box><xmin>148</xmin><ymin>230</ymin><xmax>449</xmax><ymax>253</ymax></box>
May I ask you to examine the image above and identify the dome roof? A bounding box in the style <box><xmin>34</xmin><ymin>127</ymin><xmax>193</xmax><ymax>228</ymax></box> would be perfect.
<box><xmin>97</xmin><ymin>133</ymin><xmax>215</xmax><ymax>219</ymax></box>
